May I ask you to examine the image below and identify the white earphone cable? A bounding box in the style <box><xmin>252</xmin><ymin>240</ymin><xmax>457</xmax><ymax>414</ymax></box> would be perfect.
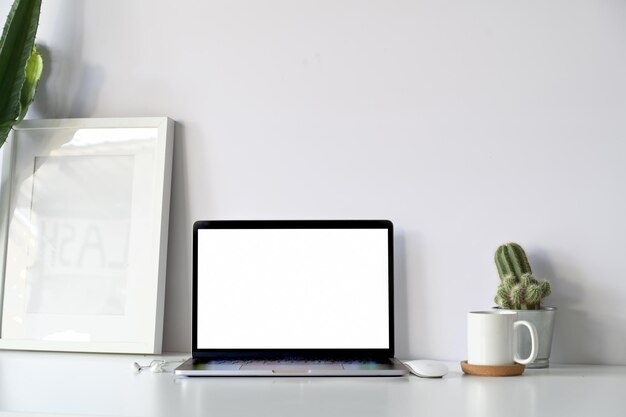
<box><xmin>131</xmin><ymin>358</ymin><xmax>187</xmax><ymax>373</ymax></box>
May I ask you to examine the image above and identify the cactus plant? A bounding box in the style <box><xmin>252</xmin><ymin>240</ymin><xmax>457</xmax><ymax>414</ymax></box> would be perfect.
<box><xmin>494</xmin><ymin>243</ymin><xmax>551</xmax><ymax>310</ymax></box>
<box><xmin>0</xmin><ymin>0</ymin><xmax>44</xmax><ymax>149</ymax></box>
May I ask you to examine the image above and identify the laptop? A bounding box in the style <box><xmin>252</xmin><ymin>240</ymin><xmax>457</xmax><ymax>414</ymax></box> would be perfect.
<box><xmin>175</xmin><ymin>220</ymin><xmax>408</xmax><ymax>376</ymax></box>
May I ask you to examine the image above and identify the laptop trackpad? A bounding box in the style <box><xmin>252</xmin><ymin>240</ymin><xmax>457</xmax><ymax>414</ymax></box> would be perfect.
<box><xmin>241</xmin><ymin>363</ymin><xmax>344</xmax><ymax>371</ymax></box>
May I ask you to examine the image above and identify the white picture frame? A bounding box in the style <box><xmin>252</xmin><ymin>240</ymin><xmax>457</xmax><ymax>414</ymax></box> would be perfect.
<box><xmin>0</xmin><ymin>118</ymin><xmax>174</xmax><ymax>354</ymax></box>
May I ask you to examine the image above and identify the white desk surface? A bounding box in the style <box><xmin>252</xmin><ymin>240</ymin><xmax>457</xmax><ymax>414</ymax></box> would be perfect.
<box><xmin>0</xmin><ymin>351</ymin><xmax>625</xmax><ymax>417</ymax></box>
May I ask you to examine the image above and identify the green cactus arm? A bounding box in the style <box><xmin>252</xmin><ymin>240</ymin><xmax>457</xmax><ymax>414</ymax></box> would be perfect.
<box><xmin>525</xmin><ymin>284</ymin><xmax>542</xmax><ymax>306</ymax></box>
<box><xmin>510</xmin><ymin>284</ymin><xmax>525</xmax><ymax>309</ymax></box>
<box><xmin>495</xmin><ymin>243</ymin><xmax>532</xmax><ymax>280</ymax></box>
<box><xmin>539</xmin><ymin>280</ymin><xmax>551</xmax><ymax>298</ymax></box>
<box><xmin>501</xmin><ymin>275</ymin><xmax>517</xmax><ymax>292</ymax></box>
<box><xmin>495</xmin><ymin>246</ymin><xmax>512</xmax><ymax>279</ymax></box>
<box><xmin>496</xmin><ymin>284</ymin><xmax>509</xmax><ymax>302</ymax></box>
<box><xmin>521</xmin><ymin>273</ymin><xmax>533</xmax><ymax>287</ymax></box>
<box><xmin>0</xmin><ymin>0</ymin><xmax>43</xmax><ymax>147</ymax></box>
<box><xmin>510</xmin><ymin>243</ymin><xmax>532</xmax><ymax>276</ymax></box>
<box><xmin>495</xmin><ymin>294</ymin><xmax>511</xmax><ymax>309</ymax></box>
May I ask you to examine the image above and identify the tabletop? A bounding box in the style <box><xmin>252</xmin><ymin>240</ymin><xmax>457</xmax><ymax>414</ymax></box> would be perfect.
<box><xmin>0</xmin><ymin>351</ymin><xmax>625</xmax><ymax>417</ymax></box>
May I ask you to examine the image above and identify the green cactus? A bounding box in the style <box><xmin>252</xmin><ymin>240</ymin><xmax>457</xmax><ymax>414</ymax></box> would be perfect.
<box><xmin>494</xmin><ymin>243</ymin><xmax>551</xmax><ymax>310</ymax></box>
<box><xmin>0</xmin><ymin>0</ymin><xmax>44</xmax><ymax>148</ymax></box>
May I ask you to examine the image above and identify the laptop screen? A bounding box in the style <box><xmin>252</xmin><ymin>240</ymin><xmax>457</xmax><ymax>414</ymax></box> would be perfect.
<box><xmin>193</xmin><ymin>220</ymin><xmax>393</xmax><ymax>355</ymax></box>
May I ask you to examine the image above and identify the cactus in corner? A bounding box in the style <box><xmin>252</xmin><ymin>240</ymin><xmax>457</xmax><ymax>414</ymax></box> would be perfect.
<box><xmin>494</xmin><ymin>243</ymin><xmax>551</xmax><ymax>310</ymax></box>
<box><xmin>0</xmin><ymin>0</ymin><xmax>44</xmax><ymax>148</ymax></box>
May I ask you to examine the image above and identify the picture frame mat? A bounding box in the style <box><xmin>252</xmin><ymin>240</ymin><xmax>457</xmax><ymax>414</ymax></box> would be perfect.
<box><xmin>0</xmin><ymin>118</ymin><xmax>174</xmax><ymax>353</ymax></box>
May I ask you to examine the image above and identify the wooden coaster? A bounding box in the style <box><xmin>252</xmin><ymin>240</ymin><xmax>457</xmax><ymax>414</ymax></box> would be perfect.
<box><xmin>460</xmin><ymin>360</ymin><xmax>525</xmax><ymax>377</ymax></box>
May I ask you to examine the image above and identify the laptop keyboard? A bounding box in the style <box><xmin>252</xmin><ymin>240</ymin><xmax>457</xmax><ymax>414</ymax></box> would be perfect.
<box><xmin>200</xmin><ymin>358</ymin><xmax>391</xmax><ymax>365</ymax></box>
<box><xmin>183</xmin><ymin>357</ymin><xmax>404</xmax><ymax>373</ymax></box>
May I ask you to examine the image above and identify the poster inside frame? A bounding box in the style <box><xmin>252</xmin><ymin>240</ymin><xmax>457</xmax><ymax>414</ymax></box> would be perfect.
<box><xmin>0</xmin><ymin>118</ymin><xmax>174</xmax><ymax>354</ymax></box>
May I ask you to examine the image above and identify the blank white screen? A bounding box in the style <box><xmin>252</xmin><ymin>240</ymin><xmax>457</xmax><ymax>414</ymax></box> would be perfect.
<box><xmin>197</xmin><ymin>228</ymin><xmax>389</xmax><ymax>349</ymax></box>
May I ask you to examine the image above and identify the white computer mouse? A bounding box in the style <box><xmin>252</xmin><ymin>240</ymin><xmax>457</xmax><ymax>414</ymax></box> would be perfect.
<box><xmin>403</xmin><ymin>360</ymin><xmax>448</xmax><ymax>378</ymax></box>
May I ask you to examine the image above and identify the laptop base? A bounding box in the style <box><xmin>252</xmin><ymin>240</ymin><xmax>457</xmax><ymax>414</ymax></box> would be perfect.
<box><xmin>174</xmin><ymin>358</ymin><xmax>409</xmax><ymax>377</ymax></box>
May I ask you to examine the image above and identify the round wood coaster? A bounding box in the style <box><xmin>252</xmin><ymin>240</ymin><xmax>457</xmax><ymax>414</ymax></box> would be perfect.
<box><xmin>460</xmin><ymin>360</ymin><xmax>525</xmax><ymax>377</ymax></box>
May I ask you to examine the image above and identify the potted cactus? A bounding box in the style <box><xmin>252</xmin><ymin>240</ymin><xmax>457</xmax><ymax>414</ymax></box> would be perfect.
<box><xmin>494</xmin><ymin>243</ymin><xmax>557</xmax><ymax>368</ymax></box>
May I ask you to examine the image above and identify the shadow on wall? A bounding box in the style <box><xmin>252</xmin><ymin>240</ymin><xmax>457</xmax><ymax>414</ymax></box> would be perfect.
<box><xmin>394</xmin><ymin>230</ymin><xmax>431</xmax><ymax>359</ymax></box>
<box><xmin>393</xmin><ymin>232</ymin><xmax>409</xmax><ymax>356</ymax></box>
<box><xmin>31</xmin><ymin>0</ymin><xmax>104</xmax><ymax>119</ymax></box>
<box><xmin>162</xmin><ymin>122</ymin><xmax>192</xmax><ymax>352</ymax></box>
<box><xmin>531</xmin><ymin>249</ymin><xmax>626</xmax><ymax>365</ymax></box>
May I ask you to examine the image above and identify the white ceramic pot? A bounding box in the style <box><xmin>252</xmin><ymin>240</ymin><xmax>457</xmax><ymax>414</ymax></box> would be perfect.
<box><xmin>494</xmin><ymin>307</ymin><xmax>557</xmax><ymax>369</ymax></box>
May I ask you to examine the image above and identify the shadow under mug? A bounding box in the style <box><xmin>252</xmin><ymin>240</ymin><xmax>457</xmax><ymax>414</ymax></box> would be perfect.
<box><xmin>468</xmin><ymin>311</ymin><xmax>538</xmax><ymax>366</ymax></box>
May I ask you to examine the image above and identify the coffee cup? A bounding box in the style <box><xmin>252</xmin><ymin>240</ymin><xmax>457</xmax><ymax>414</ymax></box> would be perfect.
<box><xmin>467</xmin><ymin>310</ymin><xmax>538</xmax><ymax>366</ymax></box>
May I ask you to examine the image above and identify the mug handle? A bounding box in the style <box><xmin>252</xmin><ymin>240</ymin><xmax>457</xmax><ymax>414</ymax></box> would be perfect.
<box><xmin>513</xmin><ymin>320</ymin><xmax>538</xmax><ymax>365</ymax></box>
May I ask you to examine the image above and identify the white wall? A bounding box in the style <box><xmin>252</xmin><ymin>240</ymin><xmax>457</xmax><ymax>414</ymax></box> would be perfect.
<box><xmin>3</xmin><ymin>0</ymin><xmax>625</xmax><ymax>364</ymax></box>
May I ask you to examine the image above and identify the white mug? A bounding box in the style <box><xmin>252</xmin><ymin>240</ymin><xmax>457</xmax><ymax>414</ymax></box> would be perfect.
<box><xmin>467</xmin><ymin>311</ymin><xmax>538</xmax><ymax>366</ymax></box>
